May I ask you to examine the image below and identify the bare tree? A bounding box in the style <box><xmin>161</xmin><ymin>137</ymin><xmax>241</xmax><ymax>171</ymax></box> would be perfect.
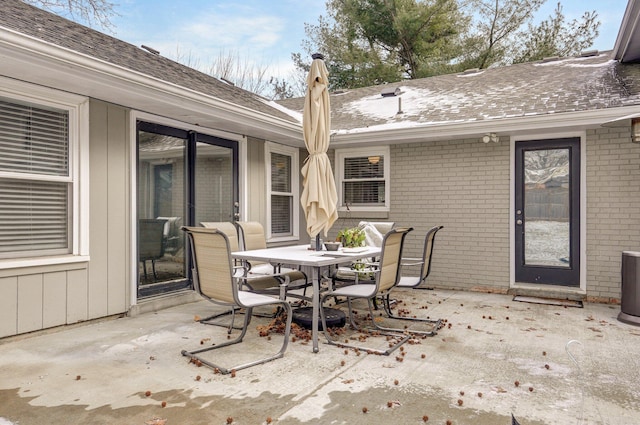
<box><xmin>22</xmin><ymin>0</ymin><xmax>118</xmax><ymax>31</ymax></box>
<box><xmin>205</xmin><ymin>50</ymin><xmax>272</xmax><ymax>96</ymax></box>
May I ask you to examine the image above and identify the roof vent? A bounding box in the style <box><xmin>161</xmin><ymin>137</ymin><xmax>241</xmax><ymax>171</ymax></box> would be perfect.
<box><xmin>580</xmin><ymin>49</ymin><xmax>599</xmax><ymax>57</ymax></box>
<box><xmin>381</xmin><ymin>87</ymin><xmax>401</xmax><ymax>97</ymax></box>
<box><xmin>141</xmin><ymin>45</ymin><xmax>160</xmax><ymax>55</ymax></box>
<box><xmin>462</xmin><ymin>68</ymin><xmax>481</xmax><ymax>75</ymax></box>
<box><xmin>541</xmin><ymin>56</ymin><xmax>560</xmax><ymax>63</ymax></box>
<box><xmin>220</xmin><ymin>77</ymin><xmax>235</xmax><ymax>86</ymax></box>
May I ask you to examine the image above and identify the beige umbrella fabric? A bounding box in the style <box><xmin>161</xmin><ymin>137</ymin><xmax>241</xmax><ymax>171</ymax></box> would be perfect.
<box><xmin>301</xmin><ymin>54</ymin><xmax>338</xmax><ymax>240</ymax></box>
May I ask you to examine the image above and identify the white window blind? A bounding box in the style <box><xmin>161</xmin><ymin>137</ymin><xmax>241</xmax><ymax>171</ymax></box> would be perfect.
<box><xmin>270</xmin><ymin>151</ymin><xmax>292</xmax><ymax>235</ymax></box>
<box><xmin>0</xmin><ymin>98</ymin><xmax>71</xmax><ymax>257</ymax></box>
<box><xmin>343</xmin><ymin>156</ymin><xmax>385</xmax><ymax>207</ymax></box>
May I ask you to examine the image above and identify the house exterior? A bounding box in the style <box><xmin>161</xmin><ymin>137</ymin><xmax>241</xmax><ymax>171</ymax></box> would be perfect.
<box><xmin>2</xmin><ymin>0</ymin><xmax>640</xmax><ymax>338</ymax></box>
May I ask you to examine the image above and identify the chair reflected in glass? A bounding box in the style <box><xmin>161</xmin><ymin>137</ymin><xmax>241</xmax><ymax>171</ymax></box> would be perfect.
<box><xmin>181</xmin><ymin>226</ymin><xmax>292</xmax><ymax>374</ymax></box>
<box><xmin>139</xmin><ymin>218</ymin><xmax>167</xmax><ymax>281</ymax></box>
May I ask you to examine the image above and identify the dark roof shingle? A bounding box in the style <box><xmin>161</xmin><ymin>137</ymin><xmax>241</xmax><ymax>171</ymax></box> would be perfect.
<box><xmin>279</xmin><ymin>54</ymin><xmax>640</xmax><ymax>132</ymax></box>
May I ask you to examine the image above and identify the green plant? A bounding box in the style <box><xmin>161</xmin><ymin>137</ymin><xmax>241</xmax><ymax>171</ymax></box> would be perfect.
<box><xmin>337</xmin><ymin>227</ymin><xmax>366</xmax><ymax>248</ymax></box>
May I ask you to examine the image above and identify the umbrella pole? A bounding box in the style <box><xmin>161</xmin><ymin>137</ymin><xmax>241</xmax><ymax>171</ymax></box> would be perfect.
<box><xmin>315</xmin><ymin>234</ymin><xmax>322</xmax><ymax>251</ymax></box>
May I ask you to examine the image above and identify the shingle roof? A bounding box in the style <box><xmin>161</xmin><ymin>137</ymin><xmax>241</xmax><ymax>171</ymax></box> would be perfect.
<box><xmin>0</xmin><ymin>0</ymin><xmax>298</xmax><ymax>124</ymax></box>
<box><xmin>279</xmin><ymin>54</ymin><xmax>640</xmax><ymax>133</ymax></box>
<box><xmin>4</xmin><ymin>0</ymin><xmax>640</xmax><ymax>137</ymax></box>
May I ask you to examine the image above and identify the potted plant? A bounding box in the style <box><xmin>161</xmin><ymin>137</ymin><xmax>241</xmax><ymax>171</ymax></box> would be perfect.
<box><xmin>337</xmin><ymin>227</ymin><xmax>366</xmax><ymax>248</ymax></box>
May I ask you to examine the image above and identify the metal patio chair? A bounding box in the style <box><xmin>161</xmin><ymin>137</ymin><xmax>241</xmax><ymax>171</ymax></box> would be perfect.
<box><xmin>181</xmin><ymin>226</ymin><xmax>292</xmax><ymax>374</ymax></box>
<box><xmin>381</xmin><ymin>225</ymin><xmax>444</xmax><ymax>333</ymax></box>
<box><xmin>197</xmin><ymin>221</ymin><xmax>268</xmax><ymax>331</ymax></box>
<box><xmin>319</xmin><ymin>227</ymin><xmax>414</xmax><ymax>355</ymax></box>
<box><xmin>236</xmin><ymin>221</ymin><xmax>311</xmax><ymax>301</ymax></box>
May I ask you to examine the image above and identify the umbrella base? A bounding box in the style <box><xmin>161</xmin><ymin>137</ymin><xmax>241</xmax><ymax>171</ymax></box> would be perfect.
<box><xmin>292</xmin><ymin>307</ymin><xmax>346</xmax><ymax>330</ymax></box>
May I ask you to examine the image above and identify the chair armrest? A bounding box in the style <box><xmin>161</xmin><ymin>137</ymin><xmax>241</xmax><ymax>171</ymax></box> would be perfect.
<box><xmin>401</xmin><ymin>257</ymin><xmax>424</xmax><ymax>267</ymax></box>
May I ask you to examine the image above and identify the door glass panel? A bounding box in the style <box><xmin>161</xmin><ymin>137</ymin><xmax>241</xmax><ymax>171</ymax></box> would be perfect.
<box><xmin>194</xmin><ymin>142</ymin><xmax>235</xmax><ymax>224</ymax></box>
<box><xmin>523</xmin><ymin>148</ymin><xmax>570</xmax><ymax>267</ymax></box>
<box><xmin>138</xmin><ymin>131</ymin><xmax>186</xmax><ymax>286</ymax></box>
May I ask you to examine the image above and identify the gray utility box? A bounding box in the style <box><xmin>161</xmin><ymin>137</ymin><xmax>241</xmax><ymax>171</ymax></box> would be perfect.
<box><xmin>619</xmin><ymin>251</ymin><xmax>640</xmax><ymax>326</ymax></box>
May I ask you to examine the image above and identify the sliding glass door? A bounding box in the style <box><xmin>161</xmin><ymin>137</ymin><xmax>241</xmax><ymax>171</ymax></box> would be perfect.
<box><xmin>137</xmin><ymin>122</ymin><xmax>238</xmax><ymax>298</ymax></box>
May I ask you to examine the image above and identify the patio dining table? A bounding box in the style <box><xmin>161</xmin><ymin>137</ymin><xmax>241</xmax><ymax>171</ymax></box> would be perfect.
<box><xmin>232</xmin><ymin>244</ymin><xmax>381</xmax><ymax>352</ymax></box>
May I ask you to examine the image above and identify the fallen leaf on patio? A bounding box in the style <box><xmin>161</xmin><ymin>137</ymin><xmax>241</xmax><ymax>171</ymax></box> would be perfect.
<box><xmin>588</xmin><ymin>327</ymin><xmax>602</xmax><ymax>333</ymax></box>
<box><xmin>492</xmin><ymin>386</ymin><xmax>507</xmax><ymax>393</ymax></box>
<box><xmin>145</xmin><ymin>418</ymin><xmax>167</xmax><ymax>425</ymax></box>
<box><xmin>342</xmin><ymin>379</ymin><xmax>354</xmax><ymax>384</ymax></box>
<box><xmin>387</xmin><ymin>400</ymin><xmax>401</xmax><ymax>408</ymax></box>
<box><xmin>194</xmin><ymin>315</ymin><xmax>201</xmax><ymax>322</ymax></box>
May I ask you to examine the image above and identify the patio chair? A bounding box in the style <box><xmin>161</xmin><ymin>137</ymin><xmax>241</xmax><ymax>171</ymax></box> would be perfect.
<box><xmin>319</xmin><ymin>227</ymin><xmax>414</xmax><ymax>355</ymax></box>
<box><xmin>236</xmin><ymin>221</ymin><xmax>311</xmax><ymax>301</ymax></box>
<box><xmin>198</xmin><ymin>221</ymin><xmax>262</xmax><ymax>331</ymax></box>
<box><xmin>358</xmin><ymin>221</ymin><xmax>395</xmax><ymax>247</ymax></box>
<box><xmin>139</xmin><ymin>218</ymin><xmax>168</xmax><ymax>281</ymax></box>
<box><xmin>181</xmin><ymin>226</ymin><xmax>292</xmax><ymax>374</ymax></box>
<box><xmin>381</xmin><ymin>225</ymin><xmax>444</xmax><ymax>332</ymax></box>
<box><xmin>157</xmin><ymin>216</ymin><xmax>183</xmax><ymax>255</ymax></box>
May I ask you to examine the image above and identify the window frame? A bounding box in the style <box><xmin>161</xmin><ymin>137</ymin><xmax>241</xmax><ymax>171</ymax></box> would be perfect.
<box><xmin>335</xmin><ymin>146</ymin><xmax>391</xmax><ymax>213</ymax></box>
<box><xmin>265</xmin><ymin>142</ymin><xmax>299</xmax><ymax>242</ymax></box>
<box><xmin>0</xmin><ymin>77</ymin><xmax>89</xmax><ymax>268</ymax></box>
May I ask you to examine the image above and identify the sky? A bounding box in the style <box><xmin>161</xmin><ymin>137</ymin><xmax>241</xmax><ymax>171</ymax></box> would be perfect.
<box><xmin>102</xmin><ymin>0</ymin><xmax>630</xmax><ymax>83</ymax></box>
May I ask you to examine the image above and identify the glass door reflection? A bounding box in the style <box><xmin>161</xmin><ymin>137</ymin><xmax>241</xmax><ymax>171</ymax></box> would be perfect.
<box><xmin>137</xmin><ymin>129</ymin><xmax>186</xmax><ymax>291</ymax></box>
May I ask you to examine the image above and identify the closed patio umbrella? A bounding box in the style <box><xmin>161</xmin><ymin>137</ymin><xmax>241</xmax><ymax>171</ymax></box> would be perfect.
<box><xmin>301</xmin><ymin>53</ymin><xmax>338</xmax><ymax>249</ymax></box>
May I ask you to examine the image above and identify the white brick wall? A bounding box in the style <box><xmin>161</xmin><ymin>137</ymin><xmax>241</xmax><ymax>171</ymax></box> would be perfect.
<box><xmin>586</xmin><ymin>126</ymin><xmax>640</xmax><ymax>301</ymax></box>
<box><xmin>388</xmin><ymin>138</ymin><xmax>511</xmax><ymax>292</ymax></box>
<box><xmin>330</xmin><ymin>126</ymin><xmax>640</xmax><ymax>302</ymax></box>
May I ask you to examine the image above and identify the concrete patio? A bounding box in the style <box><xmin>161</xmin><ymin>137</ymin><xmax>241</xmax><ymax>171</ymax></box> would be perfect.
<box><xmin>1</xmin><ymin>288</ymin><xmax>639</xmax><ymax>425</ymax></box>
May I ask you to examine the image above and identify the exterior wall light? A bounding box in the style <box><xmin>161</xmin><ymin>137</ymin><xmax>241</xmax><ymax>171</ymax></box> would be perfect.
<box><xmin>632</xmin><ymin>118</ymin><xmax>640</xmax><ymax>143</ymax></box>
<box><xmin>482</xmin><ymin>133</ymin><xmax>499</xmax><ymax>143</ymax></box>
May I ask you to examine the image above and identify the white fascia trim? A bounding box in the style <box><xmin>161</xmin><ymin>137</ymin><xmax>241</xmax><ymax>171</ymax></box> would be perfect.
<box><xmin>0</xmin><ymin>28</ymin><xmax>302</xmax><ymax>139</ymax></box>
<box><xmin>330</xmin><ymin>107</ymin><xmax>640</xmax><ymax>146</ymax></box>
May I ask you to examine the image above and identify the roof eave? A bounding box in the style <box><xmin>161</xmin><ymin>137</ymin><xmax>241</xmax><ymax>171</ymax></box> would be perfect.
<box><xmin>613</xmin><ymin>0</ymin><xmax>640</xmax><ymax>62</ymax></box>
<box><xmin>330</xmin><ymin>107</ymin><xmax>640</xmax><ymax>147</ymax></box>
<box><xmin>0</xmin><ymin>27</ymin><xmax>304</xmax><ymax>146</ymax></box>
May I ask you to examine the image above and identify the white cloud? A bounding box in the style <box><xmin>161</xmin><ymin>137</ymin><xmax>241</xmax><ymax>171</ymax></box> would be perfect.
<box><xmin>181</xmin><ymin>12</ymin><xmax>285</xmax><ymax>51</ymax></box>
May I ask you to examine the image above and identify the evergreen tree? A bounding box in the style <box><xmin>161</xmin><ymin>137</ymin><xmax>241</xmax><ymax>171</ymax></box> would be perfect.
<box><xmin>513</xmin><ymin>2</ymin><xmax>600</xmax><ymax>63</ymax></box>
<box><xmin>296</xmin><ymin>0</ymin><xmax>601</xmax><ymax>90</ymax></box>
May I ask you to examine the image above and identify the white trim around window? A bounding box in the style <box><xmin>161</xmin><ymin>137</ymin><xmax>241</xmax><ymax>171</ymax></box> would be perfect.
<box><xmin>0</xmin><ymin>77</ymin><xmax>89</xmax><ymax>269</ymax></box>
<box><xmin>265</xmin><ymin>142</ymin><xmax>299</xmax><ymax>242</ymax></box>
<box><xmin>335</xmin><ymin>146</ymin><xmax>390</xmax><ymax>213</ymax></box>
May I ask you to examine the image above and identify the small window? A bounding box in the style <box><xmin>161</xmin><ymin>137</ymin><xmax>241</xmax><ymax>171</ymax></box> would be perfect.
<box><xmin>336</xmin><ymin>146</ymin><xmax>390</xmax><ymax>212</ymax></box>
<box><xmin>266</xmin><ymin>143</ymin><xmax>299</xmax><ymax>241</ymax></box>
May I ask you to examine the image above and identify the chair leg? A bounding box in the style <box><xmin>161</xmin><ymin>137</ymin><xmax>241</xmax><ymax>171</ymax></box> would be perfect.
<box><xmin>151</xmin><ymin>259</ymin><xmax>158</xmax><ymax>280</ymax></box>
<box><xmin>373</xmin><ymin>293</ymin><xmax>441</xmax><ymax>336</ymax></box>
<box><xmin>182</xmin><ymin>302</ymin><xmax>292</xmax><ymax>374</ymax></box>
<box><xmin>320</xmin><ymin>294</ymin><xmax>411</xmax><ymax>356</ymax></box>
<box><xmin>141</xmin><ymin>260</ymin><xmax>149</xmax><ymax>281</ymax></box>
<box><xmin>198</xmin><ymin>307</ymin><xmax>245</xmax><ymax>333</ymax></box>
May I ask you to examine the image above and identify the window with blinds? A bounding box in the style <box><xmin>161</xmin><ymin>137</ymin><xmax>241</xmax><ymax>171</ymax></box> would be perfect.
<box><xmin>270</xmin><ymin>151</ymin><xmax>292</xmax><ymax>235</ymax></box>
<box><xmin>336</xmin><ymin>147</ymin><xmax>390</xmax><ymax>212</ymax></box>
<box><xmin>0</xmin><ymin>98</ymin><xmax>71</xmax><ymax>258</ymax></box>
<box><xmin>343</xmin><ymin>156</ymin><xmax>385</xmax><ymax>206</ymax></box>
